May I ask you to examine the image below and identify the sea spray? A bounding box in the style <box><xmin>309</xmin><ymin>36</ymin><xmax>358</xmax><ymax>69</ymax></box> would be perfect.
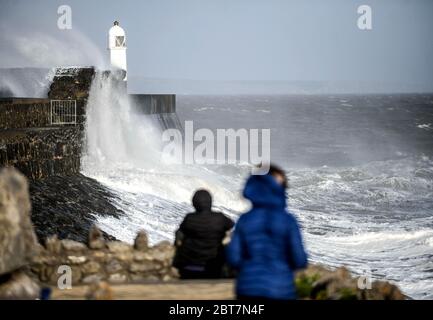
<box><xmin>82</xmin><ymin>87</ymin><xmax>433</xmax><ymax>299</ymax></box>
<box><xmin>83</xmin><ymin>72</ymin><xmax>162</xmax><ymax>167</ymax></box>
<box><xmin>81</xmin><ymin>73</ymin><xmax>248</xmax><ymax>245</ymax></box>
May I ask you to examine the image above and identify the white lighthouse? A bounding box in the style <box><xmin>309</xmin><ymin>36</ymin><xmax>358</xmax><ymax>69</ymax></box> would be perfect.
<box><xmin>108</xmin><ymin>21</ymin><xmax>127</xmax><ymax>81</ymax></box>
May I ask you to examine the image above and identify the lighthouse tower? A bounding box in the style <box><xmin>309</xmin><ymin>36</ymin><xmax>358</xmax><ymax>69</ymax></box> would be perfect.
<box><xmin>108</xmin><ymin>21</ymin><xmax>127</xmax><ymax>81</ymax></box>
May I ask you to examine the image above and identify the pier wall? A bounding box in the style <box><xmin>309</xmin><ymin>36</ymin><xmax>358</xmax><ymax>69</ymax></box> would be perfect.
<box><xmin>0</xmin><ymin>67</ymin><xmax>177</xmax><ymax>180</ymax></box>
<box><xmin>0</xmin><ymin>67</ymin><xmax>93</xmax><ymax>179</ymax></box>
<box><xmin>129</xmin><ymin>94</ymin><xmax>176</xmax><ymax>114</ymax></box>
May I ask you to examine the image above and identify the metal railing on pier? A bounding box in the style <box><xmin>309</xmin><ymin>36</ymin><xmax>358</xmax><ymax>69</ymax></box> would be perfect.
<box><xmin>50</xmin><ymin>100</ymin><xmax>77</xmax><ymax>125</ymax></box>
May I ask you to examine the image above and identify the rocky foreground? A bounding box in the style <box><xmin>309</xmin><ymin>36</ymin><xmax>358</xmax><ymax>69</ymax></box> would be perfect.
<box><xmin>0</xmin><ymin>167</ymin><xmax>405</xmax><ymax>300</ymax></box>
<box><xmin>30</xmin><ymin>174</ymin><xmax>122</xmax><ymax>242</ymax></box>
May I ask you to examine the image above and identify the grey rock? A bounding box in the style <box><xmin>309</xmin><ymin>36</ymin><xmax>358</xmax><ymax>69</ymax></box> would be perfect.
<box><xmin>0</xmin><ymin>168</ymin><xmax>38</xmax><ymax>275</ymax></box>
<box><xmin>45</xmin><ymin>235</ymin><xmax>61</xmax><ymax>255</ymax></box>
<box><xmin>61</xmin><ymin>239</ymin><xmax>87</xmax><ymax>252</ymax></box>
<box><xmin>133</xmin><ymin>251</ymin><xmax>153</xmax><ymax>262</ymax></box>
<box><xmin>105</xmin><ymin>259</ymin><xmax>123</xmax><ymax>274</ymax></box>
<box><xmin>108</xmin><ymin>273</ymin><xmax>128</xmax><ymax>284</ymax></box>
<box><xmin>67</xmin><ymin>255</ymin><xmax>87</xmax><ymax>265</ymax></box>
<box><xmin>129</xmin><ymin>262</ymin><xmax>160</xmax><ymax>273</ymax></box>
<box><xmin>107</xmin><ymin>241</ymin><xmax>132</xmax><ymax>253</ymax></box>
<box><xmin>82</xmin><ymin>274</ymin><xmax>105</xmax><ymax>285</ymax></box>
<box><xmin>134</xmin><ymin>231</ymin><xmax>148</xmax><ymax>251</ymax></box>
<box><xmin>88</xmin><ymin>225</ymin><xmax>105</xmax><ymax>250</ymax></box>
<box><xmin>0</xmin><ymin>271</ymin><xmax>40</xmax><ymax>300</ymax></box>
<box><xmin>81</xmin><ymin>261</ymin><xmax>101</xmax><ymax>275</ymax></box>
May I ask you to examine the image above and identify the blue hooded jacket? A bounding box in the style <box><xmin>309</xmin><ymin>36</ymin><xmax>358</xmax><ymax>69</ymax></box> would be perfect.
<box><xmin>226</xmin><ymin>173</ymin><xmax>308</xmax><ymax>300</ymax></box>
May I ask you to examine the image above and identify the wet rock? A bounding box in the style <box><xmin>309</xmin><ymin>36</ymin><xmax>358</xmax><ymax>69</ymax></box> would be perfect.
<box><xmin>48</xmin><ymin>67</ymin><xmax>95</xmax><ymax>101</ymax></box>
<box><xmin>29</xmin><ymin>174</ymin><xmax>122</xmax><ymax>243</ymax></box>
<box><xmin>0</xmin><ymin>168</ymin><xmax>39</xmax><ymax>275</ymax></box>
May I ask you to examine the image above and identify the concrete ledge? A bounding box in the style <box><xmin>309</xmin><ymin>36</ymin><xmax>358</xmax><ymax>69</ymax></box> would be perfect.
<box><xmin>51</xmin><ymin>280</ymin><xmax>235</xmax><ymax>300</ymax></box>
<box><xmin>0</xmin><ymin>98</ymin><xmax>50</xmax><ymax>105</ymax></box>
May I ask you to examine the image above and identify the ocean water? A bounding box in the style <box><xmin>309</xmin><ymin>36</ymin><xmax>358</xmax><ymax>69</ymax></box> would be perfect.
<box><xmin>81</xmin><ymin>78</ymin><xmax>433</xmax><ymax>299</ymax></box>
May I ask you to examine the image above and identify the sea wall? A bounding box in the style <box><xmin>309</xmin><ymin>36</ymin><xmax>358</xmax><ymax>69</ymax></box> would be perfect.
<box><xmin>0</xmin><ymin>66</ymin><xmax>180</xmax><ymax>249</ymax></box>
<box><xmin>30</xmin><ymin>227</ymin><xmax>405</xmax><ymax>300</ymax></box>
<box><xmin>0</xmin><ymin>67</ymin><xmax>178</xmax><ymax>180</ymax></box>
<box><xmin>48</xmin><ymin>67</ymin><xmax>95</xmax><ymax>101</ymax></box>
<box><xmin>0</xmin><ymin>127</ymin><xmax>81</xmax><ymax>179</ymax></box>
<box><xmin>0</xmin><ymin>67</ymin><xmax>95</xmax><ymax>180</ymax></box>
<box><xmin>129</xmin><ymin>94</ymin><xmax>176</xmax><ymax>114</ymax></box>
<box><xmin>31</xmin><ymin>230</ymin><xmax>178</xmax><ymax>286</ymax></box>
<box><xmin>0</xmin><ymin>98</ymin><xmax>50</xmax><ymax>129</ymax></box>
<box><xmin>0</xmin><ymin>98</ymin><xmax>87</xmax><ymax>130</ymax></box>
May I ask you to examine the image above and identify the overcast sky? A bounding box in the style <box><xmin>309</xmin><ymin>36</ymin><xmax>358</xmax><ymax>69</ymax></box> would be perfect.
<box><xmin>1</xmin><ymin>0</ymin><xmax>432</xmax><ymax>93</ymax></box>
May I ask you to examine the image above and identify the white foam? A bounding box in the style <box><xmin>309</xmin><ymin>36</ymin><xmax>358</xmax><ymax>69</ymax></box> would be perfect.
<box><xmin>81</xmin><ymin>73</ymin><xmax>248</xmax><ymax>243</ymax></box>
<box><xmin>81</xmin><ymin>85</ymin><xmax>433</xmax><ymax>299</ymax></box>
<box><xmin>323</xmin><ymin>229</ymin><xmax>433</xmax><ymax>246</ymax></box>
<box><xmin>417</xmin><ymin>123</ymin><xmax>432</xmax><ymax>130</ymax></box>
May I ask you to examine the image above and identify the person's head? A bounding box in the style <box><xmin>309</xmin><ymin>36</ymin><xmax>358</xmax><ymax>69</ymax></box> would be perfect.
<box><xmin>243</xmin><ymin>163</ymin><xmax>288</xmax><ymax>209</ymax></box>
<box><xmin>268</xmin><ymin>164</ymin><xmax>288</xmax><ymax>189</ymax></box>
<box><xmin>192</xmin><ymin>189</ymin><xmax>212</xmax><ymax>212</ymax></box>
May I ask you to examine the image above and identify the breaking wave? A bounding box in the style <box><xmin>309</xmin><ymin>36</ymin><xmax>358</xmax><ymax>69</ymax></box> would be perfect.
<box><xmin>81</xmin><ymin>88</ymin><xmax>433</xmax><ymax>299</ymax></box>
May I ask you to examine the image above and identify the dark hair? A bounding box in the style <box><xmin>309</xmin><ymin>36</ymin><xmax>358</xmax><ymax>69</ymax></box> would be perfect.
<box><xmin>268</xmin><ymin>164</ymin><xmax>288</xmax><ymax>189</ymax></box>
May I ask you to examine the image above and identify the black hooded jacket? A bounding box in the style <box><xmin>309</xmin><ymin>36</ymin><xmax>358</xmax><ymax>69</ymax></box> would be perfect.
<box><xmin>173</xmin><ymin>190</ymin><xmax>234</xmax><ymax>269</ymax></box>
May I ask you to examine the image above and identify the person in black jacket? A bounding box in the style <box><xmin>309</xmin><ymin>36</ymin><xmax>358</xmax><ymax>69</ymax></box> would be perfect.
<box><xmin>173</xmin><ymin>189</ymin><xmax>235</xmax><ymax>279</ymax></box>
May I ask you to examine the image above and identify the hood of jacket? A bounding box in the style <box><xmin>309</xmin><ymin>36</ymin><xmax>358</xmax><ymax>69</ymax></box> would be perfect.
<box><xmin>243</xmin><ymin>173</ymin><xmax>286</xmax><ymax>209</ymax></box>
<box><xmin>192</xmin><ymin>189</ymin><xmax>212</xmax><ymax>212</ymax></box>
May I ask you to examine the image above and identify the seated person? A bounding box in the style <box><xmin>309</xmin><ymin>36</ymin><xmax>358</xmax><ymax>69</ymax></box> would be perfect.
<box><xmin>173</xmin><ymin>189</ymin><xmax>234</xmax><ymax>279</ymax></box>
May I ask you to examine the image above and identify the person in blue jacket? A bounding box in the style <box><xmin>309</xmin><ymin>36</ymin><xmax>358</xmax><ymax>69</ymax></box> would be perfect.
<box><xmin>226</xmin><ymin>164</ymin><xmax>308</xmax><ymax>300</ymax></box>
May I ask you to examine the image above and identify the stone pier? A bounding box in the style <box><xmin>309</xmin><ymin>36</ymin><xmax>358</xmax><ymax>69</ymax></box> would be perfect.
<box><xmin>0</xmin><ymin>66</ymin><xmax>178</xmax><ymax>243</ymax></box>
<box><xmin>0</xmin><ymin>66</ymin><xmax>178</xmax><ymax>180</ymax></box>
